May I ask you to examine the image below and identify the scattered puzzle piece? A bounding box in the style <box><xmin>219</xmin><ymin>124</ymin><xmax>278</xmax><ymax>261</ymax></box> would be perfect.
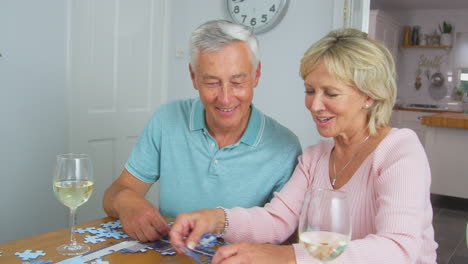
<box><xmin>15</xmin><ymin>250</ymin><xmax>46</xmax><ymax>261</ymax></box>
<box><xmin>199</xmin><ymin>233</ymin><xmax>218</xmax><ymax>247</ymax></box>
<box><xmin>23</xmin><ymin>260</ymin><xmax>53</xmax><ymax>264</ymax></box>
<box><xmin>75</xmin><ymin>220</ymin><xmax>128</xmax><ymax>243</ymax></box>
<box><xmin>74</xmin><ymin>228</ymin><xmax>89</xmax><ymax>234</ymax></box>
<box><xmin>116</xmin><ymin>242</ymin><xmax>148</xmax><ymax>253</ymax></box>
<box><xmin>101</xmin><ymin>220</ymin><xmax>121</xmax><ymax>229</ymax></box>
<box><xmin>90</xmin><ymin>258</ymin><xmax>109</xmax><ymax>264</ymax></box>
<box><xmin>85</xmin><ymin>227</ymin><xmax>100</xmax><ymax>235</ymax></box>
<box><xmin>94</xmin><ymin>228</ymin><xmax>109</xmax><ymax>234</ymax></box>
<box><xmin>84</xmin><ymin>235</ymin><xmax>106</xmax><ymax>244</ymax></box>
<box><xmin>100</xmin><ymin>230</ymin><xmax>128</xmax><ymax>239</ymax></box>
<box><xmin>181</xmin><ymin>246</ymin><xmax>211</xmax><ymax>264</ymax></box>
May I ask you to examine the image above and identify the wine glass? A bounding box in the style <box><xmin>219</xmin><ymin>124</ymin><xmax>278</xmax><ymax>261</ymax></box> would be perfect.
<box><xmin>298</xmin><ymin>188</ymin><xmax>351</xmax><ymax>263</ymax></box>
<box><xmin>53</xmin><ymin>153</ymin><xmax>94</xmax><ymax>255</ymax></box>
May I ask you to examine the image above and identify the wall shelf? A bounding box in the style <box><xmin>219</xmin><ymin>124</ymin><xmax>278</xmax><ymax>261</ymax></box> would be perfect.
<box><xmin>400</xmin><ymin>45</ymin><xmax>452</xmax><ymax>49</ymax></box>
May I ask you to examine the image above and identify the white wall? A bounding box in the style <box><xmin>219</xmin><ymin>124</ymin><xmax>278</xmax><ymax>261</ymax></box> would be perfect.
<box><xmin>167</xmin><ymin>0</ymin><xmax>334</xmax><ymax>148</ymax></box>
<box><xmin>0</xmin><ymin>0</ymin><xmax>68</xmax><ymax>243</ymax></box>
<box><xmin>0</xmin><ymin>0</ymin><xmax>336</xmax><ymax>243</ymax></box>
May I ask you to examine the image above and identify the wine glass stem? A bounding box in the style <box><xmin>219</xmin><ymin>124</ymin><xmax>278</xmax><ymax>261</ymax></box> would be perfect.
<box><xmin>69</xmin><ymin>207</ymin><xmax>78</xmax><ymax>245</ymax></box>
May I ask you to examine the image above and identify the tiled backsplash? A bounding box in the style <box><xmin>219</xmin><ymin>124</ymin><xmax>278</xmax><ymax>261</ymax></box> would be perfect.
<box><xmin>381</xmin><ymin>9</ymin><xmax>468</xmax><ymax>109</ymax></box>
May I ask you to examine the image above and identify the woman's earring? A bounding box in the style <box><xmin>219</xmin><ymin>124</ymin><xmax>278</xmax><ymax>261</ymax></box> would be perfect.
<box><xmin>364</xmin><ymin>104</ymin><xmax>369</xmax><ymax>109</ymax></box>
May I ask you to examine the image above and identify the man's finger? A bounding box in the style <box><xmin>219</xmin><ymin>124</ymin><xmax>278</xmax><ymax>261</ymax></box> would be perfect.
<box><xmin>151</xmin><ymin>213</ymin><xmax>170</xmax><ymax>236</ymax></box>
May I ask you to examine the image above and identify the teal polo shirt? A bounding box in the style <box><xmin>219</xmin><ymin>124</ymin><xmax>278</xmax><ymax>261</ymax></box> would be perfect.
<box><xmin>126</xmin><ymin>98</ymin><xmax>302</xmax><ymax>217</ymax></box>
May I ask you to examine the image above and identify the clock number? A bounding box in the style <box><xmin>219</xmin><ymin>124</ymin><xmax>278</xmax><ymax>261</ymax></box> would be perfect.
<box><xmin>241</xmin><ymin>15</ymin><xmax>247</xmax><ymax>23</ymax></box>
<box><xmin>269</xmin><ymin>4</ymin><xmax>276</xmax><ymax>12</ymax></box>
<box><xmin>233</xmin><ymin>5</ymin><xmax>240</xmax><ymax>14</ymax></box>
<box><xmin>250</xmin><ymin>18</ymin><xmax>257</xmax><ymax>26</ymax></box>
<box><xmin>261</xmin><ymin>14</ymin><xmax>268</xmax><ymax>23</ymax></box>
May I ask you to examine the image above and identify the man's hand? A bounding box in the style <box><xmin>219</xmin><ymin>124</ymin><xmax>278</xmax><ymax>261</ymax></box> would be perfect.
<box><xmin>103</xmin><ymin>169</ymin><xmax>170</xmax><ymax>242</ymax></box>
<box><xmin>115</xmin><ymin>190</ymin><xmax>169</xmax><ymax>242</ymax></box>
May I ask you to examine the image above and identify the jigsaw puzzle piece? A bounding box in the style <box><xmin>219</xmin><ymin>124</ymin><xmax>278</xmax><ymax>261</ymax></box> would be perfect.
<box><xmin>100</xmin><ymin>220</ymin><xmax>122</xmax><ymax>229</ymax></box>
<box><xmin>84</xmin><ymin>235</ymin><xmax>106</xmax><ymax>244</ymax></box>
<box><xmin>90</xmin><ymin>258</ymin><xmax>109</xmax><ymax>264</ymax></box>
<box><xmin>99</xmin><ymin>230</ymin><xmax>128</xmax><ymax>239</ymax></box>
<box><xmin>15</xmin><ymin>250</ymin><xmax>46</xmax><ymax>261</ymax></box>
<box><xmin>22</xmin><ymin>260</ymin><xmax>53</xmax><ymax>264</ymax></box>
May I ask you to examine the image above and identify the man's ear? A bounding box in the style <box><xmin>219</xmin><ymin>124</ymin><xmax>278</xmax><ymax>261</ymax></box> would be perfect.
<box><xmin>189</xmin><ymin>64</ymin><xmax>198</xmax><ymax>90</ymax></box>
<box><xmin>254</xmin><ymin>62</ymin><xmax>261</xmax><ymax>88</ymax></box>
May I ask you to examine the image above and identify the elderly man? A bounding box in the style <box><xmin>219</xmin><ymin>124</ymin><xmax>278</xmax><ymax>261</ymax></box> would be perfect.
<box><xmin>103</xmin><ymin>19</ymin><xmax>301</xmax><ymax>242</ymax></box>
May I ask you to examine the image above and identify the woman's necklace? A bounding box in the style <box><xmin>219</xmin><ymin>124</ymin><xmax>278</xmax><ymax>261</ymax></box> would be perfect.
<box><xmin>331</xmin><ymin>134</ymin><xmax>370</xmax><ymax>187</ymax></box>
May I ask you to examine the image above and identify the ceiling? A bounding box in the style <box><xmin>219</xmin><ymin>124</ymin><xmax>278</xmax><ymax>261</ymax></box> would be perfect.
<box><xmin>371</xmin><ymin>0</ymin><xmax>468</xmax><ymax>10</ymax></box>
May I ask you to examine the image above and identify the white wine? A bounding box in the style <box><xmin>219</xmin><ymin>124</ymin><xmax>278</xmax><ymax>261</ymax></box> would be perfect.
<box><xmin>299</xmin><ymin>231</ymin><xmax>349</xmax><ymax>262</ymax></box>
<box><xmin>53</xmin><ymin>180</ymin><xmax>94</xmax><ymax>208</ymax></box>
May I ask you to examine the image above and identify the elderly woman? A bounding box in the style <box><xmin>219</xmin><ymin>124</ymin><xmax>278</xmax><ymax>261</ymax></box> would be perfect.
<box><xmin>170</xmin><ymin>28</ymin><xmax>438</xmax><ymax>264</ymax></box>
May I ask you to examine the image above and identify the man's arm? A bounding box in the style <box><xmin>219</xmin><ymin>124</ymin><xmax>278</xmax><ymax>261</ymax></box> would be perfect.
<box><xmin>103</xmin><ymin>169</ymin><xmax>169</xmax><ymax>242</ymax></box>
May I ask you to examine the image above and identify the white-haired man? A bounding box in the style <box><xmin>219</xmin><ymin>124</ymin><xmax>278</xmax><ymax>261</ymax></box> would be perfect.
<box><xmin>103</xmin><ymin>20</ymin><xmax>302</xmax><ymax>242</ymax></box>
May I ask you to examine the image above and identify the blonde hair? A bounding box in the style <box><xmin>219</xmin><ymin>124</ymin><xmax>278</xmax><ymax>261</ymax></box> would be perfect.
<box><xmin>300</xmin><ymin>28</ymin><xmax>396</xmax><ymax>135</ymax></box>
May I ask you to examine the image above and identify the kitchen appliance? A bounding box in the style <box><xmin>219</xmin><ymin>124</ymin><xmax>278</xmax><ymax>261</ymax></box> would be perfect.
<box><xmin>428</xmin><ymin>72</ymin><xmax>447</xmax><ymax>101</ymax></box>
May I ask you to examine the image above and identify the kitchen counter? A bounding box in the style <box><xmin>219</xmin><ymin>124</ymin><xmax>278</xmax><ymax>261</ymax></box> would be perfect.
<box><xmin>393</xmin><ymin>106</ymin><xmax>461</xmax><ymax>114</ymax></box>
<box><xmin>421</xmin><ymin>112</ymin><xmax>468</xmax><ymax>129</ymax></box>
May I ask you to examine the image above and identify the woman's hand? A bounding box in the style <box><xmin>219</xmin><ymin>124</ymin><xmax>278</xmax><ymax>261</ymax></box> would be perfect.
<box><xmin>212</xmin><ymin>243</ymin><xmax>296</xmax><ymax>264</ymax></box>
<box><xmin>169</xmin><ymin>208</ymin><xmax>225</xmax><ymax>252</ymax></box>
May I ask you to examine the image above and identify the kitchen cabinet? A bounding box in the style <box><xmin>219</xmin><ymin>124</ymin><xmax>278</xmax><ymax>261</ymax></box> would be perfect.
<box><xmin>422</xmin><ymin>113</ymin><xmax>468</xmax><ymax>199</ymax></box>
<box><xmin>394</xmin><ymin>110</ymin><xmax>468</xmax><ymax>199</ymax></box>
<box><xmin>391</xmin><ymin>110</ymin><xmax>426</xmax><ymax>146</ymax></box>
<box><xmin>368</xmin><ymin>10</ymin><xmax>400</xmax><ymax>65</ymax></box>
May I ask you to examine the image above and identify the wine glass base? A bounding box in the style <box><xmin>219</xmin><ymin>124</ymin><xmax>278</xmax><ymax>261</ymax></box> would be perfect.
<box><xmin>56</xmin><ymin>243</ymin><xmax>90</xmax><ymax>256</ymax></box>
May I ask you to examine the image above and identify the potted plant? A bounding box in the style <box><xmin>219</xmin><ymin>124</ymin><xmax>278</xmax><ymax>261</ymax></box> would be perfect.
<box><xmin>455</xmin><ymin>88</ymin><xmax>464</xmax><ymax>101</ymax></box>
<box><xmin>439</xmin><ymin>21</ymin><xmax>453</xmax><ymax>46</ymax></box>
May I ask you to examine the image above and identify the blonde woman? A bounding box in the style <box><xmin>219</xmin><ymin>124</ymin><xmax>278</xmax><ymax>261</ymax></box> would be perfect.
<box><xmin>170</xmin><ymin>28</ymin><xmax>438</xmax><ymax>264</ymax></box>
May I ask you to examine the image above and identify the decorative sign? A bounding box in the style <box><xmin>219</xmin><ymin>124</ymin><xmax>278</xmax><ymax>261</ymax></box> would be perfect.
<box><xmin>418</xmin><ymin>55</ymin><xmax>443</xmax><ymax>70</ymax></box>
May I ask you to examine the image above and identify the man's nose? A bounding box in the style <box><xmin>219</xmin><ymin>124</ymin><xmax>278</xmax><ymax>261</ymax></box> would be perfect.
<box><xmin>218</xmin><ymin>85</ymin><xmax>233</xmax><ymax>104</ymax></box>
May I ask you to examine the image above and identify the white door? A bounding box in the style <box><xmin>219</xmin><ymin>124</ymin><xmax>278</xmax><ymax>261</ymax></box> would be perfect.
<box><xmin>333</xmin><ymin>0</ymin><xmax>370</xmax><ymax>31</ymax></box>
<box><xmin>68</xmin><ymin>0</ymin><xmax>168</xmax><ymax>223</ymax></box>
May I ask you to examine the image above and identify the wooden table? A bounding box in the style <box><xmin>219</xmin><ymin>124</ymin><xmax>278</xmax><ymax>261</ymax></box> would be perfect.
<box><xmin>0</xmin><ymin>217</ymin><xmax>197</xmax><ymax>263</ymax></box>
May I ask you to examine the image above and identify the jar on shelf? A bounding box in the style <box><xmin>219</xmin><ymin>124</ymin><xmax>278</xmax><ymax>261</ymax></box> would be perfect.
<box><xmin>420</xmin><ymin>34</ymin><xmax>427</xmax><ymax>45</ymax></box>
<box><xmin>403</xmin><ymin>26</ymin><xmax>411</xmax><ymax>46</ymax></box>
<box><xmin>412</xmin><ymin>26</ymin><xmax>420</xmax><ymax>45</ymax></box>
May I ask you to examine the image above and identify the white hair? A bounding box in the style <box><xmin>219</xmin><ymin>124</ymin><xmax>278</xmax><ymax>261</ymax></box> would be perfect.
<box><xmin>189</xmin><ymin>20</ymin><xmax>260</xmax><ymax>71</ymax></box>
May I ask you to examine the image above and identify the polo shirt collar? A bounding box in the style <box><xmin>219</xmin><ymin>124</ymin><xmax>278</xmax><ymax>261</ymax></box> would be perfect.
<box><xmin>189</xmin><ymin>98</ymin><xmax>265</xmax><ymax>147</ymax></box>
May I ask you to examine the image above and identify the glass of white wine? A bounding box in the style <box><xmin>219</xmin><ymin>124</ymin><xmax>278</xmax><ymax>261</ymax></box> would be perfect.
<box><xmin>298</xmin><ymin>188</ymin><xmax>351</xmax><ymax>263</ymax></box>
<box><xmin>53</xmin><ymin>153</ymin><xmax>94</xmax><ymax>255</ymax></box>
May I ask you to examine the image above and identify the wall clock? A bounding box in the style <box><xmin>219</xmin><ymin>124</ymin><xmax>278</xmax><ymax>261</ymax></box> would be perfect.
<box><xmin>225</xmin><ymin>0</ymin><xmax>290</xmax><ymax>34</ymax></box>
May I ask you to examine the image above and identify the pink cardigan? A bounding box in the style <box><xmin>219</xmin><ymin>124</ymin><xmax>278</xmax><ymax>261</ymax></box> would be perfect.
<box><xmin>224</xmin><ymin>128</ymin><xmax>437</xmax><ymax>263</ymax></box>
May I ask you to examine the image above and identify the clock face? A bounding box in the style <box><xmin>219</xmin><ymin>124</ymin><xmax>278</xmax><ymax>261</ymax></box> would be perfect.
<box><xmin>226</xmin><ymin>0</ymin><xmax>290</xmax><ymax>34</ymax></box>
